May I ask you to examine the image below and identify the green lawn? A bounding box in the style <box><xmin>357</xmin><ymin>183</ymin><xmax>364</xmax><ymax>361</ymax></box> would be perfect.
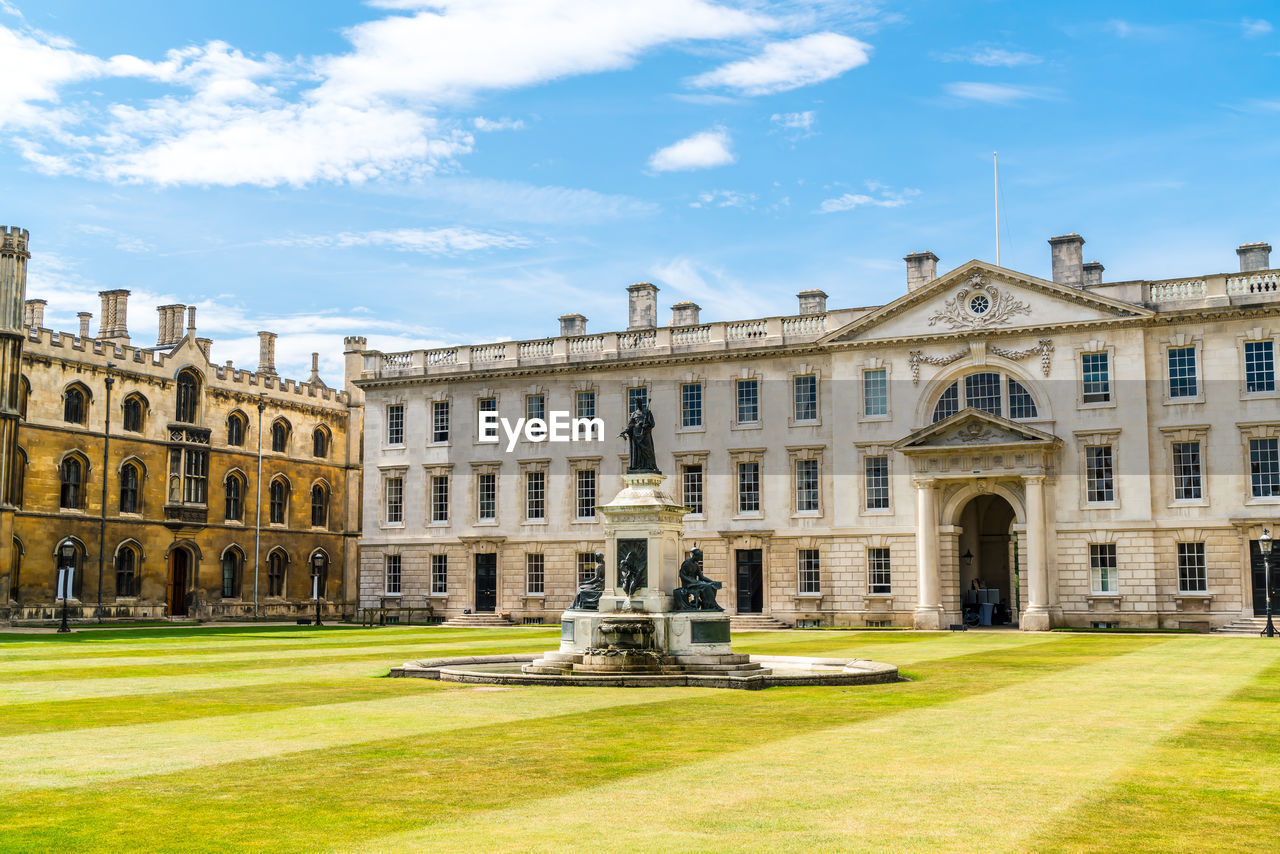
<box><xmin>0</xmin><ymin>626</ymin><xmax>1276</xmax><ymax>853</ymax></box>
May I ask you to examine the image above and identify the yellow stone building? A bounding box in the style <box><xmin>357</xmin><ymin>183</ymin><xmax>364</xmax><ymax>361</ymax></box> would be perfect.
<box><xmin>0</xmin><ymin>226</ymin><xmax>366</xmax><ymax>623</ymax></box>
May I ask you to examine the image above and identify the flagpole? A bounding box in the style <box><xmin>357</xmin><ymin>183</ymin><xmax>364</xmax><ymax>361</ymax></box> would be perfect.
<box><xmin>993</xmin><ymin>151</ymin><xmax>1001</xmax><ymax>266</ymax></box>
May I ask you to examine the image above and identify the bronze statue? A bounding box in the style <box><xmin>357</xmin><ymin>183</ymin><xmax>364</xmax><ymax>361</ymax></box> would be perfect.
<box><xmin>618</xmin><ymin>551</ymin><xmax>643</xmax><ymax>597</ymax></box>
<box><xmin>569</xmin><ymin>553</ymin><xmax>605</xmax><ymax>611</ymax></box>
<box><xmin>672</xmin><ymin>548</ymin><xmax>722</xmax><ymax>611</ymax></box>
<box><xmin>619</xmin><ymin>401</ymin><xmax>659</xmax><ymax>474</ymax></box>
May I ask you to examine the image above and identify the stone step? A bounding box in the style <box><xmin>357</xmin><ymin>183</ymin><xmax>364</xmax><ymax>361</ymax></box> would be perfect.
<box><xmin>1216</xmin><ymin>616</ymin><xmax>1278</xmax><ymax>635</ymax></box>
<box><xmin>440</xmin><ymin>614</ymin><xmax>514</xmax><ymax>628</ymax></box>
<box><xmin>730</xmin><ymin>615</ymin><xmax>791</xmax><ymax>631</ymax></box>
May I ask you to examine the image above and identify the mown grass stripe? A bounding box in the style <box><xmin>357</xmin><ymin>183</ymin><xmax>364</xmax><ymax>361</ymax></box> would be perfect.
<box><xmin>0</xmin><ymin>634</ymin><xmax>1157</xmax><ymax>852</ymax></box>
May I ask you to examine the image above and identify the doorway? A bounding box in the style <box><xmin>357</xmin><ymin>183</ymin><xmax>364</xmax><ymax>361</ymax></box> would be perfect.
<box><xmin>1251</xmin><ymin>541</ymin><xmax>1278</xmax><ymax>617</ymax></box>
<box><xmin>169</xmin><ymin>548</ymin><xmax>191</xmax><ymax>617</ymax></box>
<box><xmin>735</xmin><ymin>549</ymin><xmax>763</xmax><ymax>613</ymax></box>
<box><xmin>474</xmin><ymin>553</ymin><xmax>497</xmax><ymax>613</ymax></box>
<box><xmin>957</xmin><ymin>494</ymin><xmax>1016</xmax><ymax>626</ymax></box>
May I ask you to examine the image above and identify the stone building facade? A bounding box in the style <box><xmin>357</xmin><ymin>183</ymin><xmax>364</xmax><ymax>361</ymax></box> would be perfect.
<box><xmin>0</xmin><ymin>226</ymin><xmax>366</xmax><ymax>623</ymax></box>
<box><xmin>354</xmin><ymin>233</ymin><xmax>1280</xmax><ymax>631</ymax></box>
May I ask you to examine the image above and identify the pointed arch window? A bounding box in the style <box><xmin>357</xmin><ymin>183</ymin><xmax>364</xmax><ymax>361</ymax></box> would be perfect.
<box><xmin>60</xmin><ymin>456</ymin><xmax>85</xmax><ymax>509</ymax></box>
<box><xmin>120</xmin><ymin>462</ymin><xmax>141</xmax><ymax>514</ymax></box>
<box><xmin>270</xmin><ymin>478</ymin><xmax>289</xmax><ymax>525</ymax></box>
<box><xmin>225</xmin><ymin>472</ymin><xmax>245</xmax><ymax>522</ymax></box>
<box><xmin>271</xmin><ymin>419</ymin><xmax>290</xmax><ymax>453</ymax></box>
<box><xmin>311</xmin><ymin>483</ymin><xmax>329</xmax><ymax>528</ymax></box>
<box><xmin>115</xmin><ymin>544</ymin><xmax>139</xmax><ymax>597</ymax></box>
<box><xmin>221</xmin><ymin>548</ymin><xmax>244</xmax><ymax>599</ymax></box>
<box><xmin>227</xmin><ymin>411</ymin><xmax>247</xmax><ymax>446</ymax></box>
<box><xmin>313</xmin><ymin>426</ymin><xmax>329</xmax><ymax>458</ymax></box>
<box><xmin>19</xmin><ymin>376</ymin><xmax>29</xmax><ymax>421</ymax></box>
<box><xmin>10</xmin><ymin>446</ymin><xmax>25</xmax><ymax>508</ymax></box>
<box><xmin>56</xmin><ymin>540</ymin><xmax>83</xmax><ymax>599</ymax></box>
<box><xmin>122</xmin><ymin>395</ymin><xmax>145</xmax><ymax>432</ymax></box>
<box><xmin>64</xmin><ymin>385</ymin><xmax>87</xmax><ymax>424</ymax></box>
<box><xmin>268</xmin><ymin>550</ymin><xmax>287</xmax><ymax>597</ymax></box>
<box><xmin>175</xmin><ymin>369</ymin><xmax>200</xmax><ymax>424</ymax></box>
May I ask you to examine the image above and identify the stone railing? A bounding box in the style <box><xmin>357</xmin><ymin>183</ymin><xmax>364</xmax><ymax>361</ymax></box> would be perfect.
<box><xmin>1148</xmin><ymin>279</ymin><xmax>1206</xmax><ymax>302</ymax></box>
<box><xmin>359</xmin><ymin>310</ymin><xmax>845</xmax><ymax>380</ymax></box>
<box><xmin>1227</xmin><ymin>272</ymin><xmax>1280</xmax><ymax>296</ymax></box>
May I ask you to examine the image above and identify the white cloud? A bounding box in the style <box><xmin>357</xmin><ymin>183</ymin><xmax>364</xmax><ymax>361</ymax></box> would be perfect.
<box><xmin>472</xmin><ymin>116</ymin><xmax>526</xmax><ymax>131</ymax></box>
<box><xmin>1104</xmin><ymin>19</ymin><xmax>1170</xmax><ymax>39</ymax></box>
<box><xmin>689</xmin><ymin>189</ymin><xmax>755</xmax><ymax>208</ymax></box>
<box><xmin>648</xmin><ymin>128</ymin><xmax>735</xmax><ymax>172</ymax></box>
<box><xmin>936</xmin><ymin>45</ymin><xmax>1041</xmax><ymax>67</ymax></box>
<box><xmin>77</xmin><ymin>224</ymin><xmax>155</xmax><ymax>254</ymax></box>
<box><xmin>944</xmin><ymin>81</ymin><xmax>1054</xmax><ymax>105</ymax></box>
<box><xmin>651</xmin><ymin>257</ymin><xmax>778</xmax><ymax>319</ymax></box>
<box><xmin>267</xmin><ymin>227</ymin><xmax>534</xmax><ymax>255</ymax></box>
<box><xmin>817</xmin><ymin>183</ymin><xmax>919</xmax><ymax>213</ymax></box>
<box><xmin>383</xmin><ymin>177</ymin><xmax>659</xmax><ymax>223</ymax></box>
<box><xmin>1242</xmin><ymin>17</ymin><xmax>1273</xmax><ymax>38</ymax></box>
<box><xmin>688</xmin><ymin>32</ymin><xmax>871</xmax><ymax>95</ymax></box>
<box><xmin>771</xmin><ymin>110</ymin><xmax>816</xmax><ymax>130</ymax></box>
<box><xmin>0</xmin><ymin>23</ymin><xmax>109</xmax><ymax>132</ymax></box>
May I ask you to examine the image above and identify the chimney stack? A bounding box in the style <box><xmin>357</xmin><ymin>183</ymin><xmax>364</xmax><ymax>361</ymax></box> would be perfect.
<box><xmin>670</xmin><ymin>301</ymin><xmax>701</xmax><ymax>326</ymax></box>
<box><xmin>1082</xmin><ymin>262</ymin><xmax>1105</xmax><ymax>286</ymax></box>
<box><xmin>186</xmin><ymin>305</ymin><xmax>197</xmax><ymax>334</ymax></box>
<box><xmin>156</xmin><ymin>304</ymin><xmax>185</xmax><ymax>347</ymax></box>
<box><xmin>97</xmin><ymin>289</ymin><xmax>130</xmax><ymax>341</ymax></box>
<box><xmin>77</xmin><ymin>312</ymin><xmax>92</xmax><ymax>339</ymax></box>
<box><xmin>196</xmin><ymin>337</ymin><xmax>212</xmax><ymax>360</ymax></box>
<box><xmin>558</xmin><ymin>313</ymin><xmax>587</xmax><ymax>337</ymax></box>
<box><xmin>257</xmin><ymin>331</ymin><xmax>278</xmax><ymax>376</ymax></box>
<box><xmin>309</xmin><ymin>352</ymin><xmax>327</xmax><ymax>387</ymax></box>
<box><xmin>627</xmin><ymin>282</ymin><xmax>659</xmax><ymax>330</ymax></box>
<box><xmin>1048</xmin><ymin>234</ymin><xmax>1085</xmax><ymax>287</ymax></box>
<box><xmin>1238</xmin><ymin>242</ymin><xmax>1272</xmax><ymax>273</ymax></box>
<box><xmin>904</xmin><ymin>251</ymin><xmax>938</xmax><ymax>292</ymax></box>
<box><xmin>24</xmin><ymin>299</ymin><xmax>46</xmax><ymax>329</ymax></box>
<box><xmin>796</xmin><ymin>289</ymin><xmax>827</xmax><ymax>315</ymax></box>
<box><xmin>1</xmin><ymin>227</ymin><xmax>30</xmax><ymax>336</ymax></box>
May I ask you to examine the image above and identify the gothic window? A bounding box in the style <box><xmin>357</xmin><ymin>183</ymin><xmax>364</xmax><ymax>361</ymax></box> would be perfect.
<box><xmin>224</xmin><ymin>472</ymin><xmax>245</xmax><ymax>522</ymax></box>
<box><xmin>119</xmin><ymin>462</ymin><xmax>141</xmax><ymax>514</ymax></box>
<box><xmin>115</xmin><ymin>544</ymin><xmax>139</xmax><ymax>597</ymax></box>
<box><xmin>270</xmin><ymin>478</ymin><xmax>290</xmax><ymax>525</ymax></box>
<box><xmin>19</xmin><ymin>376</ymin><xmax>29</xmax><ymax>420</ymax></box>
<box><xmin>60</xmin><ymin>455</ymin><xmax>85</xmax><ymax>509</ymax></box>
<box><xmin>312</xmin><ymin>426</ymin><xmax>329</xmax><ymax>458</ymax></box>
<box><xmin>63</xmin><ymin>385</ymin><xmax>87</xmax><ymax>424</ymax></box>
<box><xmin>271</xmin><ymin>419</ymin><xmax>290</xmax><ymax>453</ymax></box>
<box><xmin>310</xmin><ymin>483</ymin><xmax>328</xmax><ymax>528</ymax></box>
<box><xmin>221</xmin><ymin>548</ymin><xmax>244</xmax><ymax>599</ymax></box>
<box><xmin>227</xmin><ymin>411</ymin><xmax>247</xmax><ymax>446</ymax></box>
<box><xmin>10</xmin><ymin>447</ymin><xmax>25</xmax><ymax>508</ymax></box>
<box><xmin>122</xmin><ymin>395</ymin><xmax>145</xmax><ymax>432</ymax></box>
<box><xmin>175</xmin><ymin>369</ymin><xmax>200</xmax><ymax>424</ymax></box>
<box><xmin>267</xmin><ymin>549</ymin><xmax>287</xmax><ymax>597</ymax></box>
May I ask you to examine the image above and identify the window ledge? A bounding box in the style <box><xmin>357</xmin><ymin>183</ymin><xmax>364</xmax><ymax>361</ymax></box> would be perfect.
<box><xmin>428</xmin><ymin>592</ymin><xmax>448</xmax><ymax>599</ymax></box>
<box><xmin>676</xmin><ymin>425</ymin><xmax>706</xmax><ymax>434</ymax></box>
<box><xmin>524</xmin><ymin>594</ymin><xmax>546</xmax><ymax>600</ymax></box>
<box><xmin>865</xmin><ymin>593</ymin><xmax>894</xmax><ymax>600</ymax></box>
<box><xmin>794</xmin><ymin>592</ymin><xmax>823</xmax><ymax>599</ymax></box>
<box><xmin>572</xmin><ymin>517</ymin><xmax>599</xmax><ymax>525</ymax></box>
<box><xmin>522</xmin><ymin>519</ymin><xmax>549</xmax><ymax>526</ymax></box>
<box><xmin>731</xmin><ymin>422</ymin><xmax>762</xmax><ymax>431</ymax></box>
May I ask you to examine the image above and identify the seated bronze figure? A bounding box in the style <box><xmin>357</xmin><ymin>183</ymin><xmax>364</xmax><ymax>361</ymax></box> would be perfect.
<box><xmin>569</xmin><ymin>553</ymin><xmax>605</xmax><ymax>611</ymax></box>
<box><xmin>672</xmin><ymin>548</ymin><xmax>722</xmax><ymax>611</ymax></box>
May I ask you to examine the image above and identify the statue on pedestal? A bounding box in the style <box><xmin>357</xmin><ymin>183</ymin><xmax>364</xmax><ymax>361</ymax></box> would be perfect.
<box><xmin>619</xmin><ymin>401</ymin><xmax>659</xmax><ymax>474</ymax></box>
<box><xmin>569</xmin><ymin>553</ymin><xmax>605</xmax><ymax>611</ymax></box>
<box><xmin>618</xmin><ymin>550</ymin><xmax>643</xmax><ymax>598</ymax></box>
<box><xmin>672</xmin><ymin>548</ymin><xmax>723</xmax><ymax>611</ymax></box>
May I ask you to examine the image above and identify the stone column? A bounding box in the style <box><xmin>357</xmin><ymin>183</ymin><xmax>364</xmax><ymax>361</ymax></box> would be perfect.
<box><xmin>913</xmin><ymin>478</ymin><xmax>944</xmax><ymax>630</ymax></box>
<box><xmin>1021</xmin><ymin>474</ymin><xmax>1051</xmax><ymax>631</ymax></box>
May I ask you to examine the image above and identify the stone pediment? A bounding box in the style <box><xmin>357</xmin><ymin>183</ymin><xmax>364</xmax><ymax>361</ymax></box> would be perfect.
<box><xmin>822</xmin><ymin>261</ymin><xmax>1152</xmax><ymax>345</ymax></box>
<box><xmin>893</xmin><ymin>408</ymin><xmax>1060</xmax><ymax>453</ymax></box>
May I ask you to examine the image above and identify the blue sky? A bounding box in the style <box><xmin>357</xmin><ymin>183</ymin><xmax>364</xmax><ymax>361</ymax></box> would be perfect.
<box><xmin>2</xmin><ymin>0</ymin><xmax>1277</xmax><ymax>381</ymax></box>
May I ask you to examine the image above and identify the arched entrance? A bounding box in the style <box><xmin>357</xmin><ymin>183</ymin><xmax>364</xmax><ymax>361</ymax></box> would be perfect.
<box><xmin>957</xmin><ymin>494</ymin><xmax>1017</xmax><ymax>626</ymax></box>
<box><xmin>169</xmin><ymin>547</ymin><xmax>193</xmax><ymax>617</ymax></box>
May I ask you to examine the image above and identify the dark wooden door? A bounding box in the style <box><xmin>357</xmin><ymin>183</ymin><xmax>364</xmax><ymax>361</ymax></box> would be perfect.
<box><xmin>735</xmin><ymin>549</ymin><xmax>763</xmax><ymax>613</ymax></box>
<box><xmin>475</xmin><ymin>553</ymin><xmax>497</xmax><ymax>613</ymax></box>
<box><xmin>169</xmin><ymin>550</ymin><xmax>189</xmax><ymax>617</ymax></box>
<box><xmin>1251</xmin><ymin>541</ymin><xmax>1277</xmax><ymax>616</ymax></box>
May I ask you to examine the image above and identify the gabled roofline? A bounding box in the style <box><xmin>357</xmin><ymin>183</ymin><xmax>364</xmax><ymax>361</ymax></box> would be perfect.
<box><xmin>893</xmin><ymin>406</ymin><xmax>1062</xmax><ymax>453</ymax></box>
<box><xmin>821</xmin><ymin>260</ymin><xmax>1155</xmax><ymax>346</ymax></box>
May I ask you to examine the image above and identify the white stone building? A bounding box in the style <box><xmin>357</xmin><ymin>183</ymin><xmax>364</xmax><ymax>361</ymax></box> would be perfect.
<box><xmin>354</xmin><ymin>235</ymin><xmax>1280</xmax><ymax>631</ymax></box>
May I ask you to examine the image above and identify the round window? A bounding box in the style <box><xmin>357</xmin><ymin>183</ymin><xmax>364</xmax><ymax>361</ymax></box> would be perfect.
<box><xmin>969</xmin><ymin>294</ymin><xmax>990</xmax><ymax>315</ymax></box>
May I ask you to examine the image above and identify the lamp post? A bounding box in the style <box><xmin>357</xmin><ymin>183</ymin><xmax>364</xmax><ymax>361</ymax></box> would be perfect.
<box><xmin>57</xmin><ymin>542</ymin><xmax>75</xmax><ymax>633</ymax></box>
<box><xmin>312</xmin><ymin>552</ymin><xmax>324</xmax><ymax>627</ymax></box>
<box><xmin>253</xmin><ymin>394</ymin><xmax>266</xmax><ymax>619</ymax></box>
<box><xmin>96</xmin><ymin>363</ymin><xmax>114</xmax><ymax>624</ymax></box>
<box><xmin>1261</xmin><ymin>529</ymin><xmax>1276</xmax><ymax>638</ymax></box>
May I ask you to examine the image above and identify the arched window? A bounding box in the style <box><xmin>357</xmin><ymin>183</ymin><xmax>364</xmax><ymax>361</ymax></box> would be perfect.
<box><xmin>63</xmin><ymin>385</ymin><xmax>87</xmax><ymax>424</ymax></box>
<box><xmin>269</xmin><ymin>478</ymin><xmax>289</xmax><ymax>525</ymax></box>
<box><xmin>119</xmin><ymin>462</ymin><xmax>141</xmax><ymax>514</ymax></box>
<box><xmin>60</xmin><ymin>455</ymin><xmax>85</xmax><ymax>509</ymax></box>
<box><xmin>312</xmin><ymin>426</ymin><xmax>329</xmax><ymax>458</ymax></box>
<box><xmin>224</xmin><ymin>472</ymin><xmax>244</xmax><ymax>522</ymax></box>
<box><xmin>115</xmin><ymin>543</ymin><xmax>139</xmax><ymax>597</ymax></box>
<box><xmin>271</xmin><ymin>419</ymin><xmax>290</xmax><ymax>453</ymax></box>
<box><xmin>122</xmin><ymin>394</ymin><xmax>146</xmax><ymax>432</ymax></box>
<box><xmin>931</xmin><ymin>371</ymin><xmax>1040</xmax><ymax>423</ymax></box>
<box><xmin>11</xmin><ymin>538</ymin><xmax>23</xmax><ymax>604</ymax></box>
<box><xmin>55</xmin><ymin>540</ymin><xmax>83</xmax><ymax>599</ymax></box>
<box><xmin>221</xmin><ymin>547</ymin><xmax>243</xmax><ymax>599</ymax></box>
<box><xmin>10</xmin><ymin>446</ymin><xmax>25</xmax><ymax>508</ymax></box>
<box><xmin>175</xmin><ymin>369</ymin><xmax>200</xmax><ymax>424</ymax></box>
<box><xmin>310</xmin><ymin>550</ymin><xmax>330</xmax><ymax>597</ymax></box>
<box><xmin>267</xmin><ymin>549</ymin><xmax>287</xmax><ymax>597</ymax></box>
<box><xmin>227</xmin><ymin>411</ymin><xmax>247</xmax><ymax>446</ymax></box>
<box><xmin>311</xmin><ymin>483</ymin><xmax>329</xmax><ymax>528</ymax></box>
<box><xmin>19</xmin><ymin>376</ymin><xmax>29</xmax><ymax>421</ymax></box>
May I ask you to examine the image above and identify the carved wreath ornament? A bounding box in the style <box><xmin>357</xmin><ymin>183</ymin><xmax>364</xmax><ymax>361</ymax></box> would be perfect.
<box><xmin>928</xmin><ymin>274</ymin><xmax>1031</xmax><ymax>330</ymax></box>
